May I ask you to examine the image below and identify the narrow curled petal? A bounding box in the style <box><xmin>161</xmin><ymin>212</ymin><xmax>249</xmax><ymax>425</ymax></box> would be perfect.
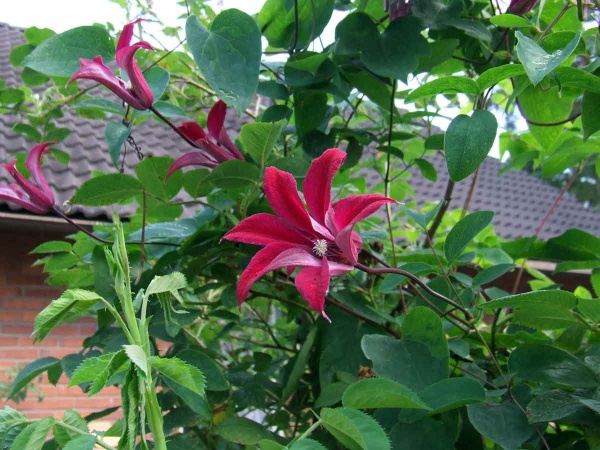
<box><xmin>222</xmin><ymin>213</ymin><xmax>311</xmax><ymax>247</ymax></box>
<box><xmin>116</xmin><ymin>40</ymin><xmax>153</xmax><ymax>69</ymax></box>
<box><xmin>68</xmin><ymin>57</ymin><xmax>146</xmax><ymax>110</ymax></box>
<box><xmin>295</xmin><ymin>257</ymin><xmax>331</xmax><ymax>318</ymax></box>
<box><xmin>303</xmin><ymin>148</ymin><xmax>346</xmax><ymax>225</ymax></box>
<box><xmin>166</xmin><ymin>152</ymin><xmax>218</xmax><ymax>179</ymax></box>
<box><xmin>263</xmin><ymin>167</ymin><xmax>314</xmax><ymax>233</ymax></box>
<box><xmin>207</xmin><ymin>100</ymin><xmax>227</xmax><ymax>142</ymax></box>
<box><xmin>508</xmin><ymin>0</ymin><xmax>539</xmax><ymax>14</ymax></box>
<box><xmin>0</xmin><ymin>185</ymin><xmax>48</xmax><ymax>214</ymax></box>
<box><xmin>3</xmin><ymin>162</ymin><xmax>54</xmax><ymax>210</ymax></box>
<box><xmin>333</xmin><ymin>194</ymin><xmax>396</xmax><ymax>264</ymax></box>
<box><xmin>26</xmin><ymin>142</ymin><xmax>54</xmax><ymax>200</ymax></box>
<box><xmin>236</xmin><ymin>243</ymin><xmax>320</xmax><ymax>305</ymax></box>
<box><xmin>118</xmin><ymin>45</ymin><xmax>154</xmax><ymax>109</ymax></box>
<box><xmin>218</xmin><ymin>126</ymin><xmax>245</xmax><ymax>160</ymax></box>
<box><xmin>178</xmin><ymin>122</ymin><xmax>207</xmax><ymax>143</ymax></box>
<box><xmin>116</xmin><ymin>18</ymin><xmax>144</xmax><ymax>57</ymax></box>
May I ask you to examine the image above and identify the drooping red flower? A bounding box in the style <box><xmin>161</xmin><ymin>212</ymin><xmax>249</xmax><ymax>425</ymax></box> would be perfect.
<box><xmin>0</xmin><ymin>142</ymin><xmax>56</xmax><ymax>214</ymax></box>
<box><xmin>68</xmin><ymin>19</ymin><xmax>154</xmax><ymax>110</ymax></box>
<box><xmin>166</xmin><ymin>101</ymin><xmax>245</xmax><ymax>178</ymax></box>
<box><xmin>507</xmin><ymin>0</ymin><xmax>539</xmax><ymax>15</ymax></box>
<box><xmin>222</xmin><ymin>148</ymin><xmax>396</xmax><ymax>320</ymax></box>
<box><xmin>384</xmin><ymin>0</ymin><xmax>412</xmax><ymax>20</ymax></box>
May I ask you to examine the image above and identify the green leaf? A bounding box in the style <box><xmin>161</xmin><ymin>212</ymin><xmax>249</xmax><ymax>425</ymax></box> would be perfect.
<box><xmin>23</xmin><ymin>25</ymin><xmax>115</xmax><ymax>77</ymax></box>
<box><xmin>33</xmin><ymin>289</ymin><xmax>102</xmax><ymax>342</ymax></box>
<box><xmin>361</xmin><ymin>308</ymin><xmax>448</xmax><ymax>391</ymax></box>
<box><xmin>342</xmin><ymin>378</ymin><xmax>429</xmax><ymax>410</ymax></box>
<box><xmin>105</xmin><ymin>121</ymin><xmax>131</xmax><ymax>169</ymax></box>
<box><xmin>582</xmin><ymin>91</ymin><xmax>600</xmax><ymax>141</ymax></box>
<box><xmin>476</xmin><ymin>65</ymin><xmax>526</xmax><ymax>92</ymax></box>
<box><xmin>8</xmin><ymin>357</ymin><xmax>60</xmax><ymax>400</ymax></box>
<box><xmin>400</xmin><ymin>203</ymin><xmax>442</xmax><ymax>230</ymax></box>
<box><xmin>281</xmin><ymin>327</ymin><xmax>318</xmax><ymax>402</ymax></box>
<box><xmin>69</xmin><ymin>353</ymin><xmax>115</xmax><ymax>386</ymax></box>
<box><xmin>321</xmin><ymin>408</ymin><xmax>390</xmax><ymax>450</ymax></box>
<box><xmin>24</xmin><ymin>26</ymin><xmax>55</xmax><ymax>45</ymax></box>
<box><xmin>149</xmin><ymin>356</ymin><xmax>206</xmax><ymax>396</ymax></box>
<box><xmin>509</xmin><ymin>344</ymin><xmax>599</xmax><ymax>388</ymax></box>
<box><xmin>294</xmin><ymin>90</ymin><xmax>328</xmax><ymax>140</ymax></box>
<box><xmin>61</xmin><ymin>435</ymin><xmax>97</xmax><ymax>450</ymax></box>
<box><xmin>123</xmin><ymin>345</ymin><xmax>148</xmax><ymax>377</ymax></box>
<box><xmin>146</xmin><ymin>272</ymin><xmax>187</xmax><ymax>297</ymax></box>
<box><xmin>186</xmin><ymin>11</ymin><xmax>261</xmax><ymax>113</ymax></box>
<box><xmin>10</xmin><ymin>44</ymin><xmax>34</xmax><ymax>66</ymax></box>
<box><xmin>135</xmin><ymin>157</ymin><xmax>183</xmax><ymax>201</ymax></box>
<box><xmin>490</xmin><ymin>14</ymin><xmax>533</xmax><ymax>28</ymax></box>
<box><xmin>259</xmin><ymin>440</ymin><xmax>287</xmax><ymax>450</ymax></box>
<box><xmin>578</xmin><ymin>298</ymin><xmax>600</xmax><ymax>324</ymax></box>
<box><xmin>257</xmin><ymin>81</ymin><xmax>289</xmax><ymax>100</ymax></box>
<box><xmin>13</xmin><ymin>123</ymin><xmax>41</xmax><ymax>142</ymax></box>
<box><xmin>467</xmin><ymin>402</ymin><xmax>534</xmax><ymax>450</ymax></box>
<box><xmin>444</xmin><ymin>211</ymin><xmax>494</xmax><ymax>263</ymax></box>
<box><xmin>54</xmin><ymin>410</ymin><xmax>88</xmax><ymax>447</ymax></box>
<box><xmin>30</xmin><ymin>241</ymin><xmax>72</xmax><ymax>254</ymax></box>
<box><xmin>405</xmin><ymin>76</ymin><xmax>479</xmax><ymax>103</ymax></box>
<box><xmin>144</xmin><ymin>66</ymin><xmax>169</xmax><ymax>101</ymax></box>
<box><xmin>388</xmin><ymin>412</ymin><xmax>459</xmax><ymax>450</ymax></box>
<box><xmin>10</xmin><ymin>417</ymin><xmax>54</xmax><ymax>450</ymax></box>
<box><xmin>89</xmin><ymin>350</ymin><xmax>128</xmax><ymax>396</ymax></box>
<box><xmin>0</xmin><ymin>407</ymin><xmax>27</xmax><ymax>449</ymax></box>
<box><xmin>414</xmin><ymin>158</ymin><xmax>437</xmax><ymax>182</ymax></box>
<box><xmin>177</xmin><ymin>350</ymin><xmax>229</xmax><ymax>391</ymax></box>
<box><xmin>554</xmin><ymin>67</ymin><xmax>600</xmax><ymax>95</ymax></box>
<box><xmin>290</xmin><ymin>439</ymin><xmax>329</xmax><ymax>450</ymax></box>
<box><xmin>74</xmin><ymin>98</ymin><xmax>124</xmax><ymax>115</ymax></box>
<box><xmin>72</xmin><ymin>173</ymin><xmax>142</xmax><ymax>206</ymax></box>
<box><xmin>419</xmin><ymin>377</ymin><xmax>485</xmax><ymax>414</ymax></box>
<box><xmin>479</xmin><ymin>290</ymin><xmax>580</xmax><ymax>329</ymax></box>
<box><xmin>526</xmin><ymin>390</ymin><xmax>583</xmax><ymax>422</ymax></box>
<box><xmin>215</xmin><ymin>417</ymin><xmax>275</xmax><ymax>445</ymax></box>
<box><xmin>206</xmin><ymin>160</ymin><xmax>260</xmax><ymax>189</ymax></box>
<box><xmin>516</xmin><ymin>30</ymin><xmax>581</xmax><ymax>86</ymax></box>
<box><xmin>472</xmin><ymin>264</ymin><xmax>515</xmax><ymax>287</ymax></box>
<box><xmin>445</xmin><ymin>110</ymin><xmax>497</xmax><ymax>182</ymax></box>
<box><xmin>258</xmin><ymin>0</ymin><xmax>334</xmax><ymax>50</ymax></box>
<box><xmin>240</xmin><ymin>120</ymin><xmax>287</xmax><ymax>169</ymax></box>
<box><xmin>183</xmin><ymin>168</ymin><xmax>211</xmax><ymax>198</ymax></box>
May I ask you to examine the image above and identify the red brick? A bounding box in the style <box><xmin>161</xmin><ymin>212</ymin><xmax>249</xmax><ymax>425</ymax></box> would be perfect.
<box><xmin>2</xmin><ymin>323</ymin><xmax>34</xmax><ymax>334</ymax></box>
<box><xmin>21</xmin><ymin>287</ymin><xmax>63</xmax><ymax>298</ymax></box>
<box><xmin>0</xmin><ymin>336</ymin><xmax>19</xmax><ymax>345</ymax></box>
<box><xmin>75</xmin><ymin>397</ymin><xmax>117</xmax><ymax>409</ymax></box>
<box><xmin>59</xmin><ymin>336</ymin><xmax>85</xmax><ymax>347</ymax></box>
<box><xmin>0</xmin><ymin>348</ymin><xmax>40</xmax><ymax>359</ymax></box>
<box><xmin>5</xmin><ymin>274</ymin><xmax>48</xmax><ymax>287</ymax></box>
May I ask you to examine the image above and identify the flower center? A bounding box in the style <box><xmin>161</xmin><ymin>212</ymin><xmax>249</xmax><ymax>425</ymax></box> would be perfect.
<box><xmin>312</xmin><ymin>239</ymin><xmax>328</xmax><ymax>258</ymax></box>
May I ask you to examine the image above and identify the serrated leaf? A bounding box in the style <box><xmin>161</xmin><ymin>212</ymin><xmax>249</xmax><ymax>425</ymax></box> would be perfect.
<box><xmin>206</xmin><ymin>160</ymin><xmax>260</xmax><ymax>189</ymax></box>
<box><xmin>215</xmin><ymin>417</ymin><xmax>275</xmax><ymax>445</ymax></box>
<box><xmin>30</xmin><ymin>241</ymin><xmax>72</xmax><ymax>254</ymax></box>
<box><xmin>146</xmin><ymin>272</ymin><xmax>187</xmax><ymax>297</ymax></box>
<box><xmin>321</xmin><ymin>408</ymin><xmax>390</xmax><ymax>450</ymax></box>
<box><xmin>290</xmin><ymin>439</ymin><xmax>329</xmax><ymax>450</ymax></box>
<box><xmin>0</xmin><ymin>407</ymin><xmax>28</xmax><ymax>450</ymax></box>
<box><xmin>444</xmin><ymin>211</ymin><xmax>494</xmax><ymax>263</ymax></box>
<box><xmin>445</xmin><ymin>111</ymin><xmax>497</xmax><ymax>182</ymax></box>
<box><xmin>405</xmin><ymin>76</ymin><xmax>479</xmax><ymax>103</ymax></box>
<box><xmin>124</xmin><ymin>345</ymin><xmax>148</xmax><ymax>377</ymax></box>
<box><xmin>72</xmin><ymin>173</ymin><xmax>142</xmax><ymax>206</ymax></box>
<box><xmin>342</xmin><ymin>378</ymin><xmax>429</xmax><ymax>410</ymax></box>
<box><xmin>468</xmin><ymin>402</ymin><xmax>534</xmax><ymax>450</ymax></box>
<box><xmin>472</xmin><ymin>264</ymin><xmax>515</xmax><ymax>287</ymax></box>
<box><xmin>53</xmin><ymin>410</ymin><xmax>88</xmax><ymax>447</ymax></box>
<box><xmin>526</xmin><ymin>390</ymin><xmax>583</xmax><ymax>422</ymax></box>
<box><xmin>23</xmin><ymin>26</ymin><xmax>115</xmax><ymax>77</ymax></box>
<box><xmin>241</xmin><ymin>120</ymin><xmax>287</xmax><ymax>169</ymax></box>
<box><xmin>8</xmin><ymin>357</ymin><xmax>60</xmax><ymax>400</ymax></box>
<box><xmin>186</xmin><ymin>11</ymin><xmax>261</xmax><ymax>113</ymax></box>
<box><xmin>419</xmin><ymin>377</ymin><xmax>485</xmax><ymax>414</ymax></box>
<box><xmin>69</xmin><ymin>353</ymin><xmax>114</xmax><ymax>386</ymax></box>
<box><xmin>89</xmin><ymin>350</ymin><xmax>128</xmax><ymax>395</ymax></box>
<box><xmin>9</xmin><ymin>417</ymin><xmax>53</xmax><ymax>450</ymax></box>
<box><xmin>61</xmin><ymin>434</ymin><xmax>97</xmax><ymax>450</ymax></box>
<box><xmin>149</xmin><ymin>356</ymin><xmax>205</xmax><ymax>396</ymax></box>
<box><xmin>135</xmin><ymin>156</ymin><xmax>183</xmax><ymax>201</ymax></box>
<box><xmin>33</xmin><ymin>289</ymin><xmax>103</xmax><ymax>341</ymax></box>
<box><xmin>177</xmin><ymin>350</ymin><xmax>229</xmax><ymax>391</ymax></box>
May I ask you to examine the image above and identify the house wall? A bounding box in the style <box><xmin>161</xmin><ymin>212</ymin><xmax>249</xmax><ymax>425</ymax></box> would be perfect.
<box><xmin>0</xmin><ymin>220</ymin><xmax>121</xmax><ymax>419</ymax></box>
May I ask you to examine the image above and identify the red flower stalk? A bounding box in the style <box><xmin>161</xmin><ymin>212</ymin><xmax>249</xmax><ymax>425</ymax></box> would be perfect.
<box><xmin>68</xmin><ymin>19</ymin><xmax>154</xmax><ymax>110</ymax></box>
<box><xmin>507</xmin><ymin>0</ymin><xmax>539</xmax><ymax>15</ymax></box>
<box><xmin>167</xmin><ymin>101</ymin><xmax>245</xmax><ymax>178</ymax></box>
<box><xmin>222</xmin><ymin>148</ymin><xmax>396</xmax><ymax>320</ymax></box>
<box><xmin>0</xmin><ymin>143</ymin><xmax>55</xmax><ymax>214</ymax></box>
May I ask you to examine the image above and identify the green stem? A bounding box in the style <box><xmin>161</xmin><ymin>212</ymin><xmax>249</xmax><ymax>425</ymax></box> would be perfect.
<box><xmin>98</xmin><ymin>298</ymin><xmax>136</xmax><ymax>345</ymax></box>
<box><xmin>54</xmin><ymin>421</ymin><xmax>117</xmax><ymax>450</ymax></box>
<box><xmin>296</xmin><ymin>419</ymin><xmax>322</xmax><ymax>441</ymax></box>
<box><xmin>145</xmin><ymin>386</ymin><xmax>167</xmax><ymax>450</ymax></box>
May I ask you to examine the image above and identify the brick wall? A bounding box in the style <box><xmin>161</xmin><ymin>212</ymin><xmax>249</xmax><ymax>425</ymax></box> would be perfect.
<box><xmin>0</xmin><ymin>220</ymin><xmax>121</xmax><ymax>419</ymax></box>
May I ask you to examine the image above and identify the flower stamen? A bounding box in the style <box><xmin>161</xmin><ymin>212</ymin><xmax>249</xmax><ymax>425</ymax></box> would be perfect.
<box><xmin>312</xmin><ymin>239</ymin><xmax>328</xmax><ymax>258</ymax></box>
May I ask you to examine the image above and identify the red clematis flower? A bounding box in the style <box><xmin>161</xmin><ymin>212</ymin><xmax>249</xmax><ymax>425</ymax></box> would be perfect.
<box><xmin>222</xmin><ymin>148</ymin><xmax>396</xmax><ymax>320</ymax></box>
<box><xmin>507</xmin><ymin>0</ymin><xmax>539</xmax><ymax>15</ymax></box>
<box><xmin>68</xmin><ymin>19</ymin><xmax>154</xmax><ymax>110</ymax></box>
<box><xmin>0</xmin><ymin>142</ymin><xmax>56</xmax><ymax>214</ymax></box>
<box><xmin>166</xmin><ymin>100</ymin><xmax>245</xmax><ymax>178</ymax></box>
<box><xmin>384</xmin><ymin>0</ymin><xmax>412</xmax><ymax>20</ymax></box>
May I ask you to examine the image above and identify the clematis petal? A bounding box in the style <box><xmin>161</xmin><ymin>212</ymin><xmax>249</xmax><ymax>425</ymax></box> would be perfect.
<box><xmin>263</xmin><ymin>167</ymin><xmax>315</xmax><ymax>233</ymax></box>
<box><xmin>117</xmin><ymin>44</ymin><xmax>154</xmax><ymax>109</ymax></box>
<box><xmin>207</xmin><ymin>100</ymin><xmax>227</xmax><ymax>142</ymax></box>
<box><xmin>68</xmin><ymin>57</ymin><xmax>146</xmax><ymax>110</ymax></box>
<box><xmin>333</xmin><ymin>194</ymin><xmax>396</xmax><ymax>264</ymax></box>
<box><xmin>303</xmin><ymin>148</ymin><xmax>346</xmax><ymax>226</ymax></box>
<box><xmin>295</xmin><ymin>257</ymin><xmax>331</xmax><ymax>319</ymax></box>
<box><xmin>2</xmin><ymin>162</ymin><xmax>54</xmax><ymax>211</ymax></box>
<box><xmin>26</xmin><ymin>142</ymin><xmax>54</xmax><ymax>201</ymax></box>
<box><xmin>178</xmin><ymin>122</ymin><xmax>207</xmax><ymax>143</ymax></box>
<box><xmin>0</xmin><ymin>185</ymin><xmax>48</xmax><ymax>214</ymax></box>
<box><xmin>236</xmin><ymin>243</ymin><xmax>321</xmax><ymax>305</ymax></box>
<box><xmin>166</xmin><ymin>152</ymin><xmax>218</xmax><ymax>179</ymax></box>
<box><xmin>116</xmin><ymin>18</ymin><xmax>144</xmax><ymax>58</ymax></box>
<box><xmin>217</xmin><ymin>126</ymin><xmax>245</xmax><ymax>160</ymax></box>
<box><xmin>222</xmin><ymin>213</ymin><xmax>311</xmax><ymax>247</ymax></box>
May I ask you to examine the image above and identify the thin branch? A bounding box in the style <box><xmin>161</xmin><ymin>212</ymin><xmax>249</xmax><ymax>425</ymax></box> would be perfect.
<box><xmin>525</xmin><ymin>112</ymin><xmax>581</xmax><ymax>127</ymax></box>
<box><xmin>537</xmin><ymin>2</ymin><xmax>572</xmax><ymax>42</ymax></box>
<box><xmin>425</xmin><ymin>178</ymin><xmax>455</xmax><ymax>245</ymax></box>
<box><xmin>385</xmin><ymin>80</ymin><xmax>398</xmax><ymax>266</ymax></box>
<box><xmin>461</xmin><ymin>166</ymin><xmax>480</xmax><ymax>218</ymax></box>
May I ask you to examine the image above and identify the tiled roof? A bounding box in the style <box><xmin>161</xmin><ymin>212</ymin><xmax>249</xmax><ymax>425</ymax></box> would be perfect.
<box><xmin>2</xmin><ymin>22</ymin><xmax>600</xmax><ymax>240</ymax></box>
